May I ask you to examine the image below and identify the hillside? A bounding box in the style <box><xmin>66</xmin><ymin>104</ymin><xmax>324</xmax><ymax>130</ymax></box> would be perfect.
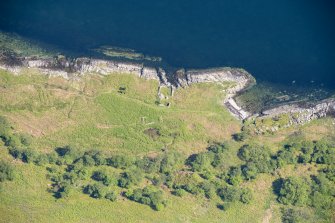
<box><xmin>0</xmin><ymin>66</ymin><xmax>335</xmax><ymax>222</ymax></box>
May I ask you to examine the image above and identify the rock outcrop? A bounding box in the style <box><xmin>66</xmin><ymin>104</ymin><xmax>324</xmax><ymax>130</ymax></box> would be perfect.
<box><xmin>260</xmin><ymin>98</ymin><xmax>335</xmax><ymax>125</ymax></box>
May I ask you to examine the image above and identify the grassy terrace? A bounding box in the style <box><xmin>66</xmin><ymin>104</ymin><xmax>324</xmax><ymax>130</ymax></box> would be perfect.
<box><xmin>0</xmin><ymin>68</ymin><xmax>334</xmax><ymax>223</ymax></box>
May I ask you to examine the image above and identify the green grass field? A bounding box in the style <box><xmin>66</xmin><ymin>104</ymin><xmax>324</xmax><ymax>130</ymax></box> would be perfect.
<box><xmin>0</xmin><ymin>68</ymin><xmax>334</xmax><ymax>223</ymax></box>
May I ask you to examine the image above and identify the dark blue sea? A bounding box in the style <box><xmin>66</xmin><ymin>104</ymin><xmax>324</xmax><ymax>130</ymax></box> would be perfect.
<box><xmin>0</xmin><ymin>0</ymin><xmax>334</xmax><ymax>89</ymax></box>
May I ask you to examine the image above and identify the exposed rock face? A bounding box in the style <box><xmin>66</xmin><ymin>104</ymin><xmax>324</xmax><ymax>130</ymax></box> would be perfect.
<box><xmin>186</xmin><ymin>68</ymin><xmax>255</xmax><ymax>94</ymax></box>
<box><xmin>260</xmin><ymin>98</ymin><xmax>335</xmax><ymax>125</ymax></box>
<box><xmin>141</xmin><ymin>67</ymin><xmax>159</xmax><ymax>80</ymax></box>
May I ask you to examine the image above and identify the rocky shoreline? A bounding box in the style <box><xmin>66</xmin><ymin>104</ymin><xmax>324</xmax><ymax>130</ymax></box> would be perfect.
<box><xmin>0</xmin><ymin>51</ymin><xmax>334</xmax><ymax>126</ymax></box>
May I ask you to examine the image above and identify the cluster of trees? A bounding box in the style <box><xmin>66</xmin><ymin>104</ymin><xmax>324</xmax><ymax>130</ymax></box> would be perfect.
<box><xmin>276</xmin><ymin>172</ymin><xmax>335</xmax><ymax>221</ymax></box>
<box><xmin>125</xmin><ymin>186</ymin><xmax>167</xmax><ymax>211</ymax></box>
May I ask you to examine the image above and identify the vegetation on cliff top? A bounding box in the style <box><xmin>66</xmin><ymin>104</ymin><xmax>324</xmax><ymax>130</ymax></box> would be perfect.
<box><xmin>0</xmin><ymin>67</ymin><xmax>334</xmax><ymax>222</ymax></box>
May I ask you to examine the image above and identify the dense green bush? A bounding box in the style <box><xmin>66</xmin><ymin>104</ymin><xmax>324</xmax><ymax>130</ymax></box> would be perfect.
<box><xmin>105</xmin><ymin>191</ymin><xmax>118</xmax><ymax>201</ymax></box>
<box><xmin>172</xmin><ymin>188</ymin><xmax>187</xmax><ymax>197</ymax></box>
<box><xmin>276</xmin><ymin>148</ymin><xmax>297</xmax><ymax>168</ymax></box>
<box><xmin>226</xmin><ymin>166</ymin><xmax>243</xmax><ymax>185</ymax></box>
<box><xmin>232</xmin><ymin>131</ymin><xmax>249</xmax><ymax>142</ymax></box>
<box><xmin>118</xmin><ymin>169</ymin><xmax>143</xmax><ymax>188</ymax></box>
<box><xmin>55</xmin><ymin>146</ymin><xmax>82</xmax><ymax>165</ymax></box>
<box><xmin>218</xmin><ymin>186</ymin><xmax>240</xmax><ymax>202</ymax></box>
<box><xmin>240</xmin><ymin>188</ymin><xmax>253</xmax><ymax>204</ymax></box>
<box><xmin>277</xmin><ymin>177</ymin><xmax>311</xmax><ymax>206</ymax></box>
<box><xmin>135</xmin><ymin>156</ymin><xmax>160</xmax><ymax>174</ymax></box>
<box><xmin>92</xmin><ymin>152</ymin><xmax>107</xmax><ymax>166</ymax></box>
<box><xmin>281</xmin><ymin>208</ymin><xmax>305</xmax><ymax>223</ymax></box>
<box><xmin>188</xmin><ymin>152</ymin><xmax>214</xmax><ymax>172</ymax></box>
<box><xmin>311</xmin><ymin>141</ymin><xmax>335</xmax><ymax>165</ymax></box>
<box><xmin>238</xmin><ymin>144</ymin><xmax>276</xmax><ymax>174</ymax></box>
<box><xmin>0</xmin><ymin>161</ymin><xmax>14</xmax><ymax>182</ymax></box>
<box><xmin>107</xmin><ymin>155</ymin><xmax>134</xmax><ymax>169</ymax></box>
<box><xmin>83</xmin><ymin>183</ymin><xmax>107</xmax><ymax>199</ymax></box>
<box><xmin>92</xmin><ymin>170</ymin><xmax>117</xmax><ymax>186</ymax></box>
<box><xmin>160</xmin><ymin>151</ymin><xmax>183</xmax><ymax>174</ymax></box>
<box><xmin>126</xmin><ymin>186</ymin><xmax>166</xmax><ymax>211</ymax></box>
<box><xmin>0</xmin><ymin>116</ymin><xmax>12</xmax><ymax>142</ymax></box>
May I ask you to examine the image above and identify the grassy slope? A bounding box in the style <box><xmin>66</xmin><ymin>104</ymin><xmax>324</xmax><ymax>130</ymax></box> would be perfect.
<box><xmin>0</xmin><ymin>68</ymin><xmax>334</xmax><ymax>223</ymax></box>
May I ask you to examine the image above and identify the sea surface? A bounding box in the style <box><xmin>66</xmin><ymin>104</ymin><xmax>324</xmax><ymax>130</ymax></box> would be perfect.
<box><xmin>0</xmin><ymin>0</ymin><xmax>334</xmax><ymax>89</ymax></box>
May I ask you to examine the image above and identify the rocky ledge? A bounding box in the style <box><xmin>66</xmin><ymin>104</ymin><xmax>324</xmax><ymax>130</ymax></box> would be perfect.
<box><xmin>0</xmin><ymin>50</ymin><xmax>333</xmax><ymax>126</ymax></box>
<box><xmin>0</xmin><ymin>51</ymin><xmax>255</xmax><ymax>119</ymax></box>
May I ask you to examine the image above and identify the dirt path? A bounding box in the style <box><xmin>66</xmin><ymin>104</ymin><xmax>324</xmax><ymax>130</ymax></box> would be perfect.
<box><xmin>262</xmin><ymin>206</ymin><xmax>273</xmax><ymax>223</ymax></box>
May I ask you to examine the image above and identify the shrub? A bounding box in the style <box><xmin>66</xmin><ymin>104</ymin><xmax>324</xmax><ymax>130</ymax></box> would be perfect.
<box><xmin>238</xmin><ymin>144</ymin><xmax>275</xmax><ymax>174</ymax></box>
<box><xmin>19</xmin><ymin>133</ymin><xmax>32</xmax><ymax>146</ymax></box>
<box><xmin>232</xmin><ymin>131</ymin><xmax>249</xmax><ymax>142</ymax></box>
<box><xmin>105</xmin><ymin>191</ymin><xmax>118</xmax><ymax>202</ymax></box>
<box><xmin>241</xmin><ymin>163</ymin><xmax>258</xmax><ymax>180</ymax></box>
<box><xmin>0</xmin><ymin>116</ymin><xmax>12</xmax><ymax>141</ymax></box>
<box><xmin>0</xmin><ymin>161</ymin><xmax>14</xmax><ymax>182</ymax></box>
<box><xmin>83</xmin><ymin>184</ymin><xmax>107</xmax><ymax>199</ymax></box>
<box><xmin>135</xmin><ymin>156</ymin><xmax>160</xmax><ymax>174</ymax></box>
<box><xmin>107</xmin><ymin>155</ymin><xmax>134</xmax><ymax>169</ymax></box>
<box><xmin>188</xmin><ymin>152</ymin><xmax>214</xmax><ymax>172</ymax></box>
<box><xmin>312</xmin><ymin>141</ymin><xmax>335</xmax><ymax>165</ymax></box>
<box><xmin>276</xmin><ymin>149</ymin><xmax>297</xmax><ymax>168</ymax></box>
<box><xmin>81</xmin><ymin>154</ymin><xmax>96</xmax><ymax>167</ymax></box>
<box><xmin>55</xmin><ymin>146</ymin><xmax>82</xmax><ymax>165</ymax></box>
<box><xmin>277</xmin><ymin>177</ymin><xmax>311</xmax><ymax>206</ymax></box>
<box><xmin>118</xmin><ymin>169</ymin><xmax>143</xmax><ymax>188</ymax></box>
<box><xmin>173</xmin><ymin>188</ymin><xmax>187</xmax><ymax>197</ymax></box>
<box><xmin>240</xmin><ymin>188</ymin><xmax>253</xmax><ymax>204</ymax></box>
<box><xmin>218</xmin><ymin>186</ymin><xmax>241</xmax><ymax>202</ymax></box>
<box><xmin>199</xmin><ymin>181</ymin><xmax>216</xmax><ymax>199</ymax></box>
<box><xmin>160</xmin><ymin>151</ymin><xmax>183</xmax><ymax>174</ymax></box>
<box><xmin>126</xmin><ymin>186</ymin><xmax>166</xmax><ymax>211</ymax></box>
<box><xmin>56</xmin><ymin>184</ymin><xmax>71</xmax><ymax>198</ymax></box>
<box><xmin>227</xmin><ymin>166</ymin><xmax>243</xmax><ymax>185</ymax></box>
<box><xmin>92</xmin><ymin>152</ymin><xmax>106</xmax><ymax>166</ymax></box>
<box><xmin>92</xmin><ymin>170</ymin><xmax>117</xmax><ymax>186</ymax></box>
<box><xmin>21</xmin><ymin>149</ymin><xmax>38</xmax><ymax>163</ymax></box>
<box><xmin>34</xmin><ymin>154</ymin><xmax>49</xmax><ymax>166</ymax></box>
